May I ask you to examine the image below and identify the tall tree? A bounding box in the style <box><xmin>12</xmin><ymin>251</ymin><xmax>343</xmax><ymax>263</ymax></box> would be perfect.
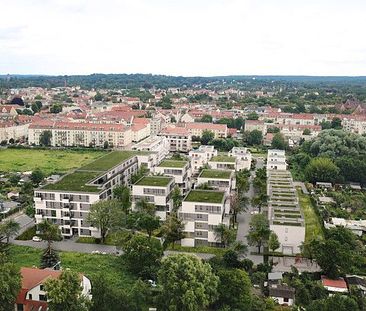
<box><xmin>0</xmin><ymin>255</ymin><xmax>21</xmax><ymax>311</ymax></box>
<box><xmin>247</xmin><ymin>214</ymin><xmax>270</xmax><ymax>253</ymax></box>
<box><xmin>45</xmin><ymin>269</ymin><xmax>90</xmax><ymax>311</ymax></box>
<box><xmin>171</xmin><ymin>186</ymin><xmax>183</xmax><ymax>212</ymax></box>
<box><xmin>305</xmin><ymin>157</ymin><xmax>340</xmax><ymax>183</ymax></box>
<box><xmin>40</xmin><ymin>130</ymin><xmax>52</xmax><ymax>146</ymax></box>
<box><xmin>268</xmin><ymin>232</ymin><xmax>280</xmax><ymax>252</ymax></box>
<box><xmin>31</xmin><ymin>168</ymin><xmax>45</xmax><ymax>185</ymax></box>
<box><xmin>38</xmin><ymin>220</ymin><xmax>61</xmax><ymax>268</ymax></box>
<box><xmin>201</xmin><ymin>130</ymin><xmax>214</xmax><ymax>145</ymax></box>
<box><xmin>161</xmin><ymin>213</ymin><xmax>185</xmax><ymax>249</ymax></box>
<box><xmin>88</xmin><ymin>199</ymin><xmax>122</xmax><ymax>243</ymax></box>
<box><xmin>113</xmin><ymin>186</ymin><xmax>131</xmax><ymax>214</ymax></box>
<box><xmin>230</xmin><ymin>192</ymin><xmax>249</xmax><ymax>225</ymax></box>
<box><xmin>214</xmin><ymin>224</ymin><xmax>236</xmax><ymax>247</ymax></box>
<box><xmin>135</xmin><ymin>198</ymin><xmax>155</xmax><ymax>216</ymax></box>
<box><xmin>271</xmin><ymin>132</ymin><xmax>287</xmax><ymax>150</ymax></box>
<box><xmin>136</xmin><ymin>212</ymin><xmax>161</xmax><ymax>238</ymax></box>
<box><xmin>246</xmin><ymin>130</ymin><xmax>263</xmax><ymax>146</ymax></box>
<box><xmin>158</xmin><ymin>254</ymin><xmax>218</xmax><ymax>311</ymax></box>
<box><xmin>0</xmin><ymin>219</ymin><xmax>20</xmax><ymax>243</ymax></box>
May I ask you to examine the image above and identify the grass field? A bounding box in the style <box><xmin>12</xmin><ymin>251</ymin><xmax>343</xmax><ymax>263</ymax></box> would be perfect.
<box><xmin>297</xmin><ymin>189</ymin><xmax>324</xmax><ymax>242</ymax></box>
<box><xmin>0</xmin><ymin>149</ymin><xmax>105</xmax><ymax>174</ymax></box>
<box><xmin>8</xmin><ymin>245</ymin><xmax>136</xmax><ymax>290</ymax></box>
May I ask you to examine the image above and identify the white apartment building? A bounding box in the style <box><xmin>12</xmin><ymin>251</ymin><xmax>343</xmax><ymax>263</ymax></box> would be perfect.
<box><xmin>189</xmin><ymin>145</ymin><xmax>217</xmax><ymax>173</ymax></box>
<box><xmin>132</xmin><ymin>176</ymin><xmax>175</xmax><ymax>220</ymax></box>
<box><xmin>131</xmin><ymin>135</ymin><xmax>170</xmax><ymax>165</ymax></box>
<box><xmin>153</xmin><ymin>159</ymin><xmax>191</xmax><ymax>193</ymax></box>
<box><xmin>267</xmin><ymin>149</ymin><xmax>287</xmax><ymax>171</ymax></box>
<box><xmin>34</xmin><ymin>151</ymin><xmax>140</xmax><ymax>238</ymax></box>
<box><xmin>342</xmin><ymin>117</ymin><xmax>366</xmax><ymax>135</ymax></box>
<box><xmin>197</xmin><ymin>169</ymin><xmax>235</xmax><ymax>192</ymax></box>
<box><xmin>0</xmin><ymin>121</ymin><xmax>29</xmax><ymax>142</ymax></box>
<box><xmin>159</xmin><ymin>125</ymin><xmax>192</xmax><ymax>152</ymax></box>
<box><xmin>228</xmin><ymin>147</ymin><xmax>252</xmax><ymax>171</ymax></box>
<box><xmin>180</xmin><ymin>190</ymin><xmax>230</xmax><ymax>247</ymax></box>
<box><xmin>29</xmin><ymin>121</ymin><xmax>133</xmax><ymax>148</ymax></box>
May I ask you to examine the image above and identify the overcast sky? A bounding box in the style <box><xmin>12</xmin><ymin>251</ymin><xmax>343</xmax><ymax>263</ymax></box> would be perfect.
<box><xmin>1</xmin><ymin>0</ymin><xmax>365</xmax><ymax>76</ymax></box>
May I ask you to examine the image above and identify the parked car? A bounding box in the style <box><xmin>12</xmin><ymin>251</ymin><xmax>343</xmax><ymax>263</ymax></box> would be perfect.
<box><xmin>32</xmin><ymin>236</ymin><xmax>42</xmax><ymax>242</ymax></box>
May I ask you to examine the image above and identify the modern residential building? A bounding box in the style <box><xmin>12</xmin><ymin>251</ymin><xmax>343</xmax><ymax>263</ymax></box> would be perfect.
<box><xmin>132</xmin><ymin>175</ymin><xmax>175</xmax><ymax>220</ymax></box>
<box><xmin>15</xmin><ymin>267</ymin><xmax>92</xmax><ymax>311</ymax></box>
<box><xmin>228</xmin><ymin>147</ymin><xmax>252</xmax><ymax>171</ymax></box>
<box><xmin>153</xmin><ymin>159</ymin><xmax>191</xmax><ymax>193</ymax></box>
<box><xmin>29</xmin><ymin>121</ymin><xmax>133</xmax><ymax>148</ymax></box>
<box><xmin>244</xmin><ymin>120</ymin><xmax>266</xmax><ymax>134</ymax></box>
<box><xmin>34</xmin><ymin>151</ymin><xmax>140</xmax><ymax>238</ymax></box>
<box><xmin>267</xmin><ymin>168</ymin><xmax>305</xmax><ymax>255</ymax></box>
<box><xmin>131</xmin><ymin>135</ymin><xmax>170</xmax><ymax>166</ymax></box>
<box><xmin>189</xmin><ymin>145</ymin><xmax>217</xmax><ymax>173</ymax></box>
<box><xmin>197</xmin><ymin>169</ymin><xmax>235</xmax><ymax>192</ymax></box>
<box><xmin>159</xmin><ymin>125</ymin><xmax>192</xmax><ymax>152</ymax></box>
<box><xmin>185</xmin><ymin>122</ymin><xmax>228</xmax><ymax>139</ymax></box>
<box><xmin>179</xmin><ymin>190</ymin><xmax>230</xmax><ymax>247</ymax></box>
<box><xmin>208</xmin><ymin>155</ymin><xmax>236</xmax><ymax>171</ymax></box>
<box><xmin>267</xmin><ymin>149</ymin><xmax>287</xmax><ymax>171</ymax></box>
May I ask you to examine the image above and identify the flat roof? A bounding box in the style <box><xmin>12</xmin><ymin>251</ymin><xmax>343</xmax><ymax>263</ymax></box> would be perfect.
<box><xmin>79</xmin><ymin>151</ymin><xmax>140</xmax><ymax>172</ymax></box>
<box><xmin>199</xmin><ymin>169</ymin><xmax>232</xmax><ymax>179</ymax></box>
<box><xmin>42</xmin><ymin>171</ymin><xmax>101</xmax><ymax>192</ymax></box>
<box><xmin>210</xmin><ymin>155</ymin><xmax>236</xmax><ymax>163</ymax></box>
<box><xmin>134</xmin><ymin>176</ymin><xmax>173</xmax><ymax>187</ymax></box>
<box><xmin>158</xmin><ymin>160</ymin><xmax>188</xmax><ymax>168</ymax></box>
<box><xmin>184</xmin><ymin>190</ymin><xmax>225</xmax><ymax>204</ymax></box>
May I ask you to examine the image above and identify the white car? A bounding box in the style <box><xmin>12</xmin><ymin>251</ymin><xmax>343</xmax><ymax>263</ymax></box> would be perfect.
<box><xmin>32</xmin><ymin>236</ymin><xmax>42</xmax><ymax>242</ymax></box>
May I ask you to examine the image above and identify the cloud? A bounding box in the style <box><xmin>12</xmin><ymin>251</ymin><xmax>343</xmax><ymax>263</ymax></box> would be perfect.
<box><xmin>0</xmin><ymin>0</ymin><xmax>365</xmax><ymax>76</ymax></box>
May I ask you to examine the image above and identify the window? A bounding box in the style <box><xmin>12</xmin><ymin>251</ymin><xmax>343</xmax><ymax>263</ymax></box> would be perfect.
<box><xmin>40</xmin><ymin>284</ymin><xmax>44</xmax><ymax>291</ymax></box>
<box><xmin>39</xmin><ymin>294</ymin><xmax>47</xmax><ymax>301</ymax></box>
<box><xmin>17</xmin><ymin>304</ymin><xmax>24</xmax><ymax>311</ymax></box>
<box><xmin>28</xmin><ymin>294</ymin><xmax>33</xmax><ymax>300</ymax></box>
<box><xmin>284</xmin><ymin>298</ymin><xmax>289</xmax><ymax>303</ymax></box>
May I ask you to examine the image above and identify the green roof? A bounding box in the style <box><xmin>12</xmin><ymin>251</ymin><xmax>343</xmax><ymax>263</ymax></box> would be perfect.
<box><xmin>158</xmin><ymin>160</ymin><xmax>188</xmax><ymax>168</ymax></box>
<box><xmin>42</xmin><ymin>171</ymin><xmax>101</xmax><ymax>192</ymax></box>
<box><xmin>199</xmin><ymin>169</ymin><xmax>232</xmax><ymax>179</ymax></box>
<box><xmin>210</xmin><ymin>155</ymin><xmax>236</xmax><ymax>163</ymax></box>
<box><xmin>184</xmin><ymin>190</ymin><xmax>225</xmax><ymax>204</ymax></box>
<box><xmin>79</xmin><ymin>151</ymin><xmax>140</xmax><ymax>172</ymax></box>
<box><xmin>134</xmin><ymin>176</ymin><xmax>173</xmax><ymax>187</ymax></box>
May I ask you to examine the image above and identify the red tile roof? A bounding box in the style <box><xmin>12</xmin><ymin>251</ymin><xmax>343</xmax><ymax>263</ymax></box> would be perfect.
<box><xmin>321</xmin><ymin>276</ymin><xmax>347</xmax><ymax>288</ymax></box>
<box><xmin>186</xmin><ymin>122</ymin><xmax>227</xmax><ymax>131</ymax></box>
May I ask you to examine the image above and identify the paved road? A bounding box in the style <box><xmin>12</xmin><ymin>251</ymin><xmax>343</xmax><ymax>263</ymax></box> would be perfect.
<box><xmin>236</xmin><ymin>158</ymin><xmax>264</xmax><ymax>264</ymax></box>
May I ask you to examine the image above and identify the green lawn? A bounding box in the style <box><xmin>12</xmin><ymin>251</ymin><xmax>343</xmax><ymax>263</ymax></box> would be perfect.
<box><xmin>199</xmin><ymin>169</ymin><xmax>232</xmax><ymax>179</ymax></box>
<box><xmin>134</xmin><ymin>176</ymin><xmax>173</xmax><ymax>187</ymax></box>
<box><xmin>42</xmin><ymin>171</ymin><xmax>101</xmax><ymax>192</ymax></box>
<box><xmin>79</xmin><ymin>151</ymin><xmax>140</xmax><ymax>171</ymax></box>
<box><xmin>297</xmin><ymin>189</ymin><xmax>324</xmax><ymax>242</ymax></box>
<box><xmin>158</xmin><ymin>160</ymin><xmax>188</xmax><ymax>168</ymax></box>
<box><xmin>210</xmin><ymin>155</ymin><xmax>236</xmax><ymax>162</ymax></box>
<box><xmin>0</xmin><ymin>149</ymin><xmax>105</xmax><ymax>174</ymax></box>
<box><xmin>184</xmin><ymin>190</ymin><xmax>225</xmax><ymax>203</ymax></box>
<box><xmin>8</xmin><ymin>245</ymin><xmax>136</xmax><ymax>290</ymax></box>
<box><xmin>166</xmin><ymin>245</ymin><xmax>225</xmax><ymax>256</ymax></box>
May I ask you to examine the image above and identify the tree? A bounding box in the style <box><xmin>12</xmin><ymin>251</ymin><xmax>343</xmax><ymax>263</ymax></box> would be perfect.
<box><xmin>161</xmin><ymin>213</ymin><xmax>185</xmax><ymax>249</ymax></box>
<box><xmin>271</xmin><ymin>132</ymin><xmax>287</xmax><ymax>150</ymax></box>
<box><xmin>216</xmin><ymin>269</ymin><xmax>252</xmax><ymax>310</ymax></box>
<box><xmin>307</xmin><ymin>294</ymin><xmax>359</xmax><ymax>311</ymax></box>
<box><xmin>31</xmin><ymin>101</ymin><xmax>42</xmax><ymax>113</ymax></box>
<box><xmin>251</xmin><ymin>192</ymin><xmax>268</xmax><ymax>213</ymax></box>
<box><xmin>103</xmin><ymin>141</ymin><xmax>109</xmax><ymax>149</ymax></box>
<box><xmin>268</xmin><ymin>232</ymin><xmax>280</xmax><ymax>252</ymax></box>
<box><xmin>94</xmin><ymin>92</ymin><xmax>103</xmax><ymax>101</ymax></box>
<box><xmin>200</xmin><ymin>114</ymin><xmax>213</xmax><ymax>123</ymax></box>
<box><xmin>171</xmin><ymin>186</ymin><xmax>182</xmax><ymax>212</ymax></box>
<box><xmin>31</xmin><ymin>168</ymin><xmax>45</xmax><ymax>185</ymax></box>
<box><xmin>247</xmin><ymin>214</ymin><xmax>270</xmax><ymax>253</ymax></box>
<box><xmin>113</xmin><ymin>186</ymin><xmax>131</xmax><ymax>214</ymax></box>
<box><xmin>50</xmin><ymin>103</ymin><xmax>62</xmax><ymax>113</ymax></box>
<box><xmin>135</xmin><ymin>198</ymin><xmax>155</xmax><ymax>215</ymax></box>
<box><xmin>246</xmin><ymin>130</ymin><xmax>263</xmax><ymax>145</ymax></box>
<box><xmin>230</xmin><ymin>193</ymin><xmax>249</xmax><ymax>225</ymax></box>
<box><xmin>45</xmin><ymin>269</ymin><xmax>90</xmax><ymax>311</ymax></box>
<box><xmin>303</xmin><ymin>128</ymin><xmax>311</xmax><ymax>135</ymax></box>
<box><xmin>247</xmin><ymin>112</ymin><xmax>259</xmax><ymax>120</ymax></box>
<box><xmin>305</xmin><ymin>157</ymin><xmax>340</xmax><ymax>183</ymax></box>
<box><xmin>157</xmin><ymin>254</ymin><xmax>218</xmax><ymax>311</ymax></box>
<box><xmin>201</xmin><ymin>130</ymin><xmax>214</xmax><ymax>145</ymax></box>
<box><xmin>331</xmin><ymin>117</ymin><xmax>342</xmax><ymax>129</ymax></box>
<box><xmin>121</xmin><ymin>234</ymin><xmax>163</xmax><ymax>278</ymax></box>
<box><xmin>40</xmin><ymin>130</ymin><xmax>52</xmax><ymax>146</ymax></box>
<box><xmin>214</xmin><ymin>224</ymin><xmax>236</xmax><ymax>247</ymax></box>
<box><xmin>88</xmin><ymin>200</ymin><xmax>122</xmax><ymax>243</ymax></box>
<box><xmin>0</xmin><ymin>257</ymin><xmax>21</xmax><ymax>311</ymax></box>
<box><xmin>38</xmin><ymin>220</ymin><xmax>61</xmax><ymax>268</ymax></box>
<box><xmin>0</xmin><ymin>219</ymin><xmax>20</xmax><ymax>243</ymax></box>
<box><xmin>137</xmin><ymin>212</ymin><xmax>160</xmax><ymax>238</ymax></box>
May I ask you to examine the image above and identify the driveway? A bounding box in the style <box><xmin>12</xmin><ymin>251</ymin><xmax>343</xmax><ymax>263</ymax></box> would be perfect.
<box><xmin>236</xmin><ymin>158</ymin><xmax>264</xmax><ymax>264</ymax></box>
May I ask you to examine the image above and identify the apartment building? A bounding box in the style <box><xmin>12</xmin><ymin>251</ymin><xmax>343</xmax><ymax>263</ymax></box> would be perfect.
<box><xmin>131</xmin><ymin>135</ymin><xmax>170</xmax><ymax>166</ymax></box>
<box><xmin>342</xmin><ymin>116</ymin><xmax>366</xmax><ymax>135</ymax></box>
<box><xmin>228</xmin><ymin>147</ymin><xmax>252</xmax><ymax>171</ymax></box>
<box><xmin>159</xmin><ymin>125</ymin><xmax>192</xmax><ymax>152</ymax></box>
<box><xmin>189</xmin><ymin>145</ymin><xmax>217</xmax><ymax>173</ymax></box>
<box><xmin>132</xmin><ymin>176</ymin><xmax>175</xmax><ymax>220</ymax></box>
<box><xmin>179</xmin><ymin>190</ymin><xmax>229</xmax><ymax>247</ymax></box>
<box><xmin>34</xmin><ymin>151</ymin><xmax>140</xmax><ymax>238</ymax></box>
<box><xmin>267</xmin><ymin>149</ymin><xmax>287</xmax><ymax>171</ymax></box>
<box><xmin>185</xmin><ymin>122</ymin><xmax>228</xmax><ymax>139</ymax></box>
<box><xmin>29</xmin><ymin>121</ymin><xmax>133</xmax><ymax>148</ymax></box>
<box><xmin>0</xmin><ymin>121</ymin><xmax>29</xmax><ymax>142</ymax></box>
<box><xmin>153</xmin><ymin>159</ymin><xmax>191</xmax><ymax>193</ymax></box>
<box><xmin>197</xmin><ymin>169</ymin><xmax>235</xmax><ymax>192</ymax></box>
<box><xmin>267</xmin><ymin>163</ymin><xmax>305</xmax><ymax>255</ymax></box>
<box><xmin>244</xmin><ymin>120</ymin><xmax>266</xmax><ymax>134</ymax></box>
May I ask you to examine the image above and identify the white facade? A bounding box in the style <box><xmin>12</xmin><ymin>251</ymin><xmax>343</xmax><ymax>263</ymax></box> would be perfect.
<box><xmin>132</xmin><ymin>136</ymin><xmax>170</xmax><ymax>165</ymax></box>
<box><xmin>159</xmin><ymin>126</ymin><xmax>192</xmax><ymax>153</ymax></box>
<box><xmin>197</xmin><ymin>170</ymin><xmax>235</xmax><ymax>192</ymax></box>
<box><xmin>189</xmin><ymin>145</ymin><xmax>217</xmax><ymax>173</ymax></box>
<box><xmin>0</xmin><ymin>122</ymin><xmax>29</xmax><ymax>142</ymax></box>
<box><xmin>132</xmin><ymin>176</ymin><xmax>175</xmax><ymax>220</ymax></box>
<box><xmin>228</xmin><ymin>147</ymin><xmax>252</xmax><ymax>171</ymax></box>
<box><xmin>267</xmin><ymin>149</ymin><xmax>287</xmax><ymax>171</ymax></box>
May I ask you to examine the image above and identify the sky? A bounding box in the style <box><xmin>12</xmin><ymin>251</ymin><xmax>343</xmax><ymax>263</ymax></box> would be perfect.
<box><xmin>1</xmin><ymin>0</ymin><xmax>366</xmax><ymax>76</ymax></box>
